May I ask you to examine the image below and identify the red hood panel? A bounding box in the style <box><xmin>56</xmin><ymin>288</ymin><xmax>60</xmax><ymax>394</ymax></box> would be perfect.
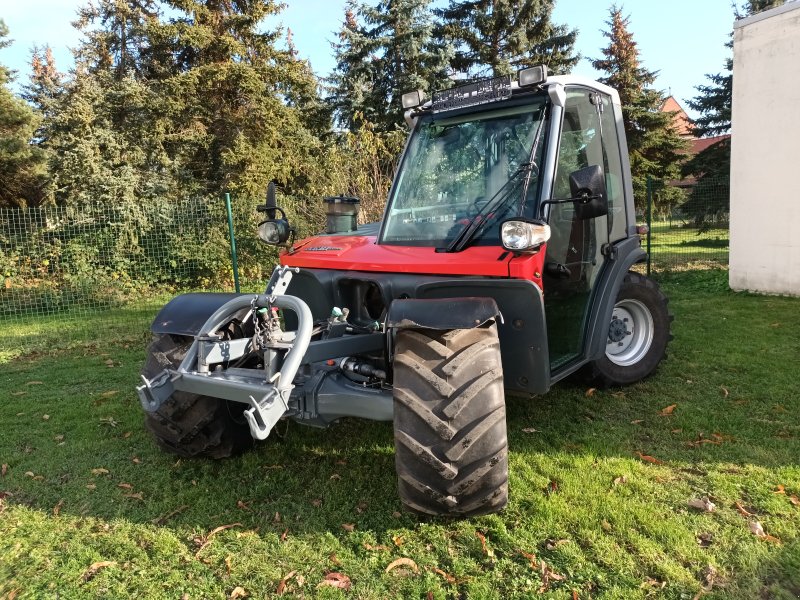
<box><xmin>281</xmin><ymin>234</ymin><xmax>513</xmax><ymax>277</ymax></box>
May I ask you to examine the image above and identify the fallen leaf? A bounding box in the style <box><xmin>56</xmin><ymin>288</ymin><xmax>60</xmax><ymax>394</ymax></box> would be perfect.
<box><xmin>228</xmin><ymin>586</ymin><xmax>247</xmax><ymax>599</ymax></box>
<box><xmin>132</xmin><ymin>457</ymin><xmax>141</xmax><ymax>464</ymax></box>
<box><xmin>391</xmin><ymin>511</ymin><xmax>402</xmax><ymax>518</ymax></box>
<box><xmin>24</xmin><ymin>471</ymin><xmax>35</xmax><ymax>478</ymax></box>
<box><xmin>86</xmin><ymin>483</ymin><xmax>96</xmax><ymax>490</ymax></box>
<box><xmin>276</xmin><ymin>571</ymin><xmax>297</xmax><ymax>595</ymax></box>
<box><xmin>117</xmin><ymin>483</ymin><xmax>133</xmax><ymax>490</ymax></box>
<box><xmin>53</xmin><ymin>499</ymin><xmax>64</xmax><ymax>516</ymax></box>
<box><xmin>573</xmin><ymin>591</ymin><xmax>579</xmax><ymax>600</ymax></box>
<box><xmin>104</xmin><ymin>359</ymin><xmax>114</xmax><ymax>367</ymax></box>
<box><xmin>773</xmin><ymin>485</ymin><xmax>786</xmax><ymax>495</ymax></box>
<box><xmin>364</xmin><ymin>543</ymin><xmax>390</xmax><ymax>551</ymax></box>
<box><xmin>519</xmin><ymin>550</ymin><xmax>538</xmax><ymax>569</ymax></box>
<box><xmin>735</xmin><ymin>501</ymin><xmax>754</xmax><ymax>517</ymax></box>
<box><xmin>225</xmin><ymin>556</ymin><xmax>233</xmax><ymax>576</ymax></box>
<box><xmin>26</xmin><ymin>381</ymin><xmax>44</xmax><ymax>385</ymax></box>
<box><xmin>317</xmin><ymin>572</ymin><xmax>351</xmax><ymax>590</ymax></box>
<box><xmin>671</xmin><ymin>428</ymin><xmax>683</xmax><ymax>434</ymax></box>
<box><xmin>273</xmin><ymin>512</ymin><xmax>281</xmax><ymax>523</ymax></box>
<box><xmin>91</xmin><ymin>468</ymin><xmax>109</xmax><ymax>476</ymax></box>
<box><xmin>280</xmin><ymin>529</ymin><xmax>288</xmax><ymax>542</ymax></box>
<box><xmin>123</xmin><ymin>492</ymin><xmax>144</xmax><ymax>500</ymax></box>
<box><xmin>475</xmin><ymin>531</ymin><xmax>495</xmax><ymax>558</ymax></box>
<box><xmin>434</xmin><ymin>567</ymin><xmax>456</xmax><ymax>583</ymax></box>
<box><xmin>82</xmin><ymin>560</ymin><xmax>116</xmax><ymax>582</ymax></box>
<box><xmin>601</xmin><ymin>520</ymin><xmax>612</xmax><ymax>532</ymax></box>
<box><xmin>42</xmin><ymin>414</ymin><xmax>50</xmax><ymax>421</ymax></box>
<box><xmin>659</xmin><ymin>404</ymin><xmax>677</xmax><ymax>416</ymax></box>
<box><xmin>236</xmin><ymin>500</ymin><xmax>251</xmax><ymax>510</ymax></box>
<box><xmin>585</xmin><ymin>388</ymin><xmax>597</xmax><ymax>397</ymax></box>
<box><xmin>697</xmin><ymin>532</ymin><xmax>713</xmax><ymax>548</ymax></box>
<box><xmin>329</xmin><ymin>473</ymin><xmax>341</xmax><ymax>481</ymax></box>
<box><xmin>99</xmin><ymin>416</ymin><xmax>118</xmax><ymax>427</ymax></box>
<box><xmin>329</xmin><ymin>553</ymin><xmax>343</xmax><ymax>567</ymax></box>
<box><xmin>790</xmin><ymin>495</ymin><xmax>799</xmax><ymax>506</ymax></box>
<box><xmin>521</xmin><ymin>427</ymin><xmax>539</xmax><ymax>433</ymax></box>
<box><xmin>1</xmin><ymin>464</ymin><xmax>7</xmax><ymax>478</ymax></box>
<box><xmin>207</xmin><ymin>523</ymin><xmax>242</xmax><ymax>539</ymax></box>
<box><xmin>11</xmin><ymin>391</ymin><xmax>26</xmax><ymax>396</ymax></box>
<box><xmin>54</xmin><ymin>434</ymin><xmax>64</xmax><ymax>442</ymax></box>
<box><xmin>688</xmin><ymin>497</ymin><xmax>716</xmax><ymax>512</ymax></box>
<box><xmin>385</xmin><ymin>557</ymin><xmax>419</xmax><ymax>574</ymax></box>
<box><xmin>341</xmin><ymin>523</ymin><xmax>355</xmax><ymax>532</ymax></box>
<box><xmin>392</xmin><ymin>534</ymin><xmax>404</xmax><ymax>546</ymax></box>
<box><xmin>311</xmin><ymin>498</ymin><xmax>322</xmax><ymax>507</ymax></box>
<box><xmin>545</xmin><ymin>539</ymin><xmax>570</xmax><ymax>550</ymax></box>
<box><xmin>122</xmin><ymin>431</ymin><xmax>132</xmax><ymax>439</ymax></box>
<box><xmin>613</xmin><ymin>476</ymin><xmax>627</xmax><ymax>486</ymax></box>
<box><xmin>538</xmin><ymin>559</ymin><xmax>565</xmax><ymax>593</ymax></box>
<box><xmin>637</xmin><ymin>452</ymin><xmax>663</xmax><ymax>465</ymax></box>
<box><xmin>720</xmin><ymin>386</ymin><xmax>729</xmax><ymax>398</ymax></box>
<box><xmin>630</xmin><ymin>419</ymin><xmax>644</xmax><ymax>425</ymax></box>
<box><xmin>748</xmin><ymin>520</ymin><xmax>780</xmax><ymax>543</ymax></box>
<box><xmin>100</xmin><ymin>390</ymin><xmax>119</xmax><ymax>398</ymax></box>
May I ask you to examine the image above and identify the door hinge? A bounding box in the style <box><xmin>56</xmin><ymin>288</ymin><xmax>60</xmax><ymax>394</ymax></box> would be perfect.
<box><xmin>601</xmin><ymin>243</ymin><xmax>617</xmax><ymax>260</ymax></box>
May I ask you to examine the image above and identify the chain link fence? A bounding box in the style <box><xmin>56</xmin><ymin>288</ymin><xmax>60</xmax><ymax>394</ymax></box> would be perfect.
<box><xmin>0</xmin><ymin>197</ymin><xmax>302</xmax><ymax>359</ymax></box>
<box><xmin>644</xmin><ymin>177</ymin><xmax>729</xmax><ymax>275</ymax></box>
<box><xmin>1</xmin><ymin>180</ymin><xmax>730</xmax><ymax>358</ymax></box>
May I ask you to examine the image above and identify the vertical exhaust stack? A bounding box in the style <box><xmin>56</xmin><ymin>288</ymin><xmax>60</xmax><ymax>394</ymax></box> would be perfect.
<box><xmin>324</xmin><ymin>196</ymin><xmax>360</xmax><ymax>234</ymax></box>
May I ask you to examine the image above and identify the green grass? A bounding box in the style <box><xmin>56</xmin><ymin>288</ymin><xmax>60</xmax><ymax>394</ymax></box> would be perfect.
<box><xmin>648</xmin><ymin>222</ymin><xmax>729</xmax><ymax>272</ymax></box>
<box><xmin>1</xmin><ymin>270</ymin><xmax>799</xmax><ymax>599</ymax></box>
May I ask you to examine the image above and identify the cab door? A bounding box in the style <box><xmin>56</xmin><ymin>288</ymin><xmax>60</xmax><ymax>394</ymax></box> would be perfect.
<box><xmin>543</xmin><ymin>87</ymin><xmax>626</xmax><ymax>370</ymax></box>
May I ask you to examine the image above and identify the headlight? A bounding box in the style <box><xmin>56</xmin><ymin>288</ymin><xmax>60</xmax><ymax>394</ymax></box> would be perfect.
<box><xmin>258</xmin><ymin>219</ymin><xmax>290</xmax><ymax>245</ymax></box>
<box><xmin>500</xmin><ymin>219</ymin><xmax>550</xmax><ymax>252</ymax></box>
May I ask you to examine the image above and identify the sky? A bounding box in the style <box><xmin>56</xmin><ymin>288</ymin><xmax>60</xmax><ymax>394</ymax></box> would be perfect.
<box><xmin>0</xmin><ymin>0</ymin><xmax>737</xmax><ymax>117</ymax></box>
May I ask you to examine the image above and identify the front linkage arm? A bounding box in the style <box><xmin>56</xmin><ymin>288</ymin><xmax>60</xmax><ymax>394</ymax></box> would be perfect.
<box><xmin>136</xmin><ymin>267</ymin><xmax>313</xmax><ymax>441</ymax></box>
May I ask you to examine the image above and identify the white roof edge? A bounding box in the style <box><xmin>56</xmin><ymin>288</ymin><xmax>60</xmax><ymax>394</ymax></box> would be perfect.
<box><xmin>735</xmin><ymin>1</ymin><xmax>800</xmax><ymax>29</ymax></box>
<box><xmin>546</xmin><ymin>75</ymin><xmax>620</xmax><ymax>103</ymax></box>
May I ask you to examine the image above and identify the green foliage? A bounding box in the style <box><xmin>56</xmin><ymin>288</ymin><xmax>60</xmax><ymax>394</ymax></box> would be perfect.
<box><xmin>329</xmin><ymin>0</ymin><xmax>451</xmax><ymax>131</ymax></box>
<box><xmin>0</xmin><ymin>20</ymin><xmax>48</xmax><ymax>208</ymax></box>
<box><xmin>590</xmin><ymin>7</ymin><xmax>687</xmax><ymax>210</ymax></box>
<box><xmin>435</xmin><ymin>0</ymin><xmax>578</xmax><ymax>79</ymax></box>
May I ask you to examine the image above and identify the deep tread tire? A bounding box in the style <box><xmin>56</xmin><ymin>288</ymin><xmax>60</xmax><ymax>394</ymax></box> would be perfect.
<box><xmin>141</xmin><ymin>334</ymin><xmax>252</xmax><ymax>459</ymax></box>
<box><xmin>392</xmin><ymin>324</ymin><xmax>508</xmax><ymax>517</ymax></box>
<box><xmin>590</xmin><ymin>272</ymin><xmax>673</xmax><ymax>386</ymax></box>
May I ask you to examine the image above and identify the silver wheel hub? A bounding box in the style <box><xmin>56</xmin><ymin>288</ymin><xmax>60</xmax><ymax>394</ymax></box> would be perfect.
<box><xmin>605</xmin><ymin>299</ymin><xmax>654</xmax><ymax>367</ymax></box>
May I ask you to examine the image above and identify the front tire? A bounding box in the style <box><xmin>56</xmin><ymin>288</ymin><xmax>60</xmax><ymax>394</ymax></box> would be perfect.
<box><xmin>590</xmin><ymin>272</ymin><xmax>672</xmax><ymax>386</ymax></box>
<box><xmin>141</xmin><ymin>334</ymin><xmax>252</xmax><ymax>459</ymax></box>
<box><xmin>392</xmin><ymin>324</ymin><xmax>508</xmax><ymax>517</ymax></box>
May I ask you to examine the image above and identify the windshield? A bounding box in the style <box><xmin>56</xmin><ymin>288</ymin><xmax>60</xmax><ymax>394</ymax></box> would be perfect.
<box><xmin>381</xmin><ymin>98</ymin><xmax>548</xmax><ymax>247</ymax></box>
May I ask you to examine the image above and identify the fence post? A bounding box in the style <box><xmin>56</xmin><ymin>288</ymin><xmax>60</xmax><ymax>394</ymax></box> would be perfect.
<box><xmin>646</xmin><ymin>177</ymin><xmax>653</xmax><ymax>277</ymax></box>
<box><xmin>224</xmin><ymin>192</ymin><xmax>241</xmax><ymax>293</ymax></box>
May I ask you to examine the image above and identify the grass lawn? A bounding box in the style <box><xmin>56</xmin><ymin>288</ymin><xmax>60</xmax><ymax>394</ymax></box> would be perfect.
<box><xmin>1</xmin><ymin>270</ymin><xmax>798</xmax><ymax>599</ymax></box>
<box><xmin>648</xmin><ymin>222</ymin><xmax>729</xmax><ymax>273</ymax></box>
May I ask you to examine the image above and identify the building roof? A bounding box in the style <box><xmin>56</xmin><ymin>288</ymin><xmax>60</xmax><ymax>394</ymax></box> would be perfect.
<box><xmin>692</xmin><ymin>134</ymin><xmax>730</xmax><ymax>154</ymax></box>
<box><xmin>660</xmin><ymin>96</ymin><xmax>693</xmax><ymax>137</ymax></box>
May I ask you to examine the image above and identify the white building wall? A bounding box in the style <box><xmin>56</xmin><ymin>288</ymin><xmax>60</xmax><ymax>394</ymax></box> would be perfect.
<box><xmin>730</xmin><ymin>2</ymin><xmax>800</xmax><ymax>295</ymax></box>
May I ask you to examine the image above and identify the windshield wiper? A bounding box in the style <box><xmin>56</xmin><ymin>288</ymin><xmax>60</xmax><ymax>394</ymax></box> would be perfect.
<box><xmin>439</xmin><ymin>163</ymin><xmax>534</xmax><ymax>253</ymax></box>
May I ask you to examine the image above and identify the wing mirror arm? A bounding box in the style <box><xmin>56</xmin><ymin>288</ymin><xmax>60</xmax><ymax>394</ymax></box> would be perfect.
<box><xmin>539</xmin><ymin>165</ymin><xmax>609</xmax><ymax>221</ymax></box>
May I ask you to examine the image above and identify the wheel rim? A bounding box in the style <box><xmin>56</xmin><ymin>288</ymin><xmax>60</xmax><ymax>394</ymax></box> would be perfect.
<box><xmin>605</xmin><ymin>299</ymin><xmax>654</xmax><ymax>367</ymax></box>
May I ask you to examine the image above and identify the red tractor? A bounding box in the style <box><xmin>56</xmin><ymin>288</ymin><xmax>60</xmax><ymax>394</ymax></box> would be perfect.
<box><xmin>138</xmin><ymin>67</ymin><xmax>671</xmax><ymax>517</ymax></box>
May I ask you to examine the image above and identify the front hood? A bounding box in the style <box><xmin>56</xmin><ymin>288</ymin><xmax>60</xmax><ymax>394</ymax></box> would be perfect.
<box><xmin>281</xmin><ymin>232</ymin><xmax>515</xmax><ymax>277</ymax></box>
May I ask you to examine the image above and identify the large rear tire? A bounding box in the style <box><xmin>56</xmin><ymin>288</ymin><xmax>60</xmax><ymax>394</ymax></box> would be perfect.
<box><xmin>590</xmin><ymin>272</ymin><xmax>672</xmax><ymax>386</ymax></box>
<box><xmin>141</xmin><ymin>334</ymin><xmax>252</xmax><ymax>459</ymax></box>
<box><xmin>392</xmin><ymin>324</ymin><xmax>508</xmax><ymax>517</ymax></box>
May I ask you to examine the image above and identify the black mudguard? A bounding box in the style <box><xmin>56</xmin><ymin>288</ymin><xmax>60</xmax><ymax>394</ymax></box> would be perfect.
<box><xmin>150</xmin><ymin>292</ymin><xmax>252</xmax><ymax>336</ymax></box>
<box><xmin>386</xmin><ymin>297</ymin><xmax>501</xmax><ymax>331</ymax></box>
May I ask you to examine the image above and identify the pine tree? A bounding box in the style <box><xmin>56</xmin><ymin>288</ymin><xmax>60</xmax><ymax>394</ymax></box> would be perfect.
<box><xmin>682</xmin><ymin>0</ymin><xmax>784</xmax><ymax>222</ymax></box>
<box><xmin>0</xmin><ymin>21</ymin><xmax>47</xmax><ymax>207</ymax></box>
<box><xmin>435</xmin><ymin>0</ymin><xmax>578</xmax><ymax>80</ymax></box>
<box><xmin>329</xmin><ymin>0</ymin><xmax>451</xmax><ymax>131</ymax></box>
<box><xmin>590</xmin><ymin>6</ymin><xmax>686</xmax><ymax>209</ymax></box>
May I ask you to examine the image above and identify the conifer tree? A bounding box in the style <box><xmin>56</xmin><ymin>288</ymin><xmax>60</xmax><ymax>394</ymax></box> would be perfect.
<box><xmin>590</xmin><ymin>6</ymin><xmax>686</xmax><ymax>208</ymax></box>
<box><xmin>682</xmin><ymin>0</ymin><xmax>784</xmax><ymax>222</ymax></box>
<box><xmin>435</xmin><ymin>0</ymin><xmax>578</xmax><ymax>79</ymax></box>
<box><xmin>329</xmin><ymin>0</ymin><xmax>451</xmax><ymax>131</ymax></box>
<box><xmin>0</xmin><ymin>21</ymin><xmax>47</xmax><ymax>207</ymax></box>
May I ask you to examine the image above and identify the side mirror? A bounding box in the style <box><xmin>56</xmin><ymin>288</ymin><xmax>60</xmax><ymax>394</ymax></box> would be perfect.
<box><xmin>569</xmin><ymin>165</ymin><xmax>608</xmax><ymax>220</ymax></box>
